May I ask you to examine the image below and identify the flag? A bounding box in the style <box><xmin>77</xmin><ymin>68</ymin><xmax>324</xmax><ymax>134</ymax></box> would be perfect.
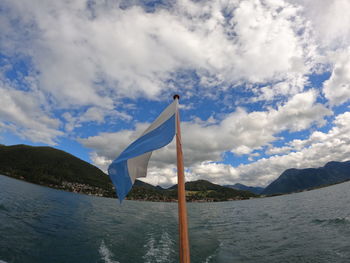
<box><xmin>108</xmin><ymin>100</ymin><xmax>177</xmax><ymax>201</ymax></box>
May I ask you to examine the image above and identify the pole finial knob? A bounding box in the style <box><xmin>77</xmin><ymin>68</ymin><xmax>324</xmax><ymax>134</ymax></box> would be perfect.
<box><xmin>173</xmin><ymin>94</ymin><xmax>180</xmax><ymax>100</ymax></box>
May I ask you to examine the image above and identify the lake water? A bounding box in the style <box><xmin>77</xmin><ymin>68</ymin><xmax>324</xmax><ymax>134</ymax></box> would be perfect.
<box><xmin>1</xmin><ymin>175</ymin><xmax>350</xmax><ymax>263</ymax></box>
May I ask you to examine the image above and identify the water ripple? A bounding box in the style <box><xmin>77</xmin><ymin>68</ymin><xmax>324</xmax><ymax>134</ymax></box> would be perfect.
<box><xmin>99</xmin><ymin>240</ymin><xmax>120</xmax><ymax>263</ymax></box>
<box><xmin>143</xmin><ymin>231</ymin><xmax>176</xmax><ymax>263</ymax></box>
<box><xmin>312</xmin><ymin>217</ymin><xmax>350</xmax><ymax>226</ymax></box>
<box><xmin>2</xmin><ymin>175</ymin><xmax>350</xmax><ymax>263</ymax></box>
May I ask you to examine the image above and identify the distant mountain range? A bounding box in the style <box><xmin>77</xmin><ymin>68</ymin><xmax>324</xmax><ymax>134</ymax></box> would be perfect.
<box><xmin>0</xmin><ymin>144</ymin><xmax>256</xmax><ymax>201</ymax></box>
<box><xmin>132</xmin><ymin>179</ymin><xmax>257</xmax><ymax>202</ymax></box>
<box><xmin>262</xmin><ymin>161</ymin><xmax>350</xmax><ymax>195</ymax></box>
<box><xmin>224</xmin><ymin>183</ymin><xmax>264</xmax><ymax>194</ymax></box>
<box><xmin>1</xmin><ymin>144</ymin><xmax>349</xmax><ymax>199</ymax></box>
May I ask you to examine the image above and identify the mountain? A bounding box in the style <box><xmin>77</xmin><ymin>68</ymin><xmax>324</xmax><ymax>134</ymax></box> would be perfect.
<box><xmin>169</xmin><ymin>179</ymin><xmax>223</xmax><ymax>190</ymax></box>
<box><xmin>109</xmin><ymin>179</ymin><xmax>258</xmax><ymax>202</ymax></box>
<box><xmin>133</xmin><ymin>179</ymin><xmax>158</xmax><ymax>189</ymax></box>
<box><xmin>0</xmin><ymin>144</ymin><xmax>115</xmax><ymax>197</ymax></box>
<box><xmin>167</xmin><ymin>180</ymin><xmax>258</xmax><ymax>201</ymax></box>
<box><xmin>0</xmin><ymin>144</ymin><xmax>257</xmax><ymax>202</ymax></box>
<box><xmin>262</xmin><ymin>161</ymin><xmax>350</xmax><ymax>195</ymax></box>
<box><xmin>224</xmin><ymin>183</ymin><xmax>264</xmax><ymax>194</ymax></box>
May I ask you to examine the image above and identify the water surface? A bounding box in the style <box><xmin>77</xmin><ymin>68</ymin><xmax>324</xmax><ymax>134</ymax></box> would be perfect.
<box><xmin>1</xmin><ymin>175</ymin><xmax>350</xmax><ymax>262</ymax></box>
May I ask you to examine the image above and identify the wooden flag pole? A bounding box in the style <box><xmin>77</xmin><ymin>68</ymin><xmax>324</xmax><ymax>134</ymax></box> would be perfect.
<box><xmin>173</xmin><ymin>94</ymin><xmax>191</xmax><ymax>263</ymax></box>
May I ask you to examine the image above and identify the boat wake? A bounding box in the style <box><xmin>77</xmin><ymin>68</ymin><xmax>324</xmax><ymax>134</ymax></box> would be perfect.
<box><xmin>143</xmin><ymin>231</ymin><xmax>176</xmax><ymax>263</ymax></box>
<box><xmin>312</xmin><ymin>216</ymin><xmax>350</xmax><ymax>226</ymax></box>
<box><xmin>99</xmin><ymin>240</ymin><xmax>120</xmax><ymax>263</ymax></box>
<box><xmin>203</xmin><ymin>254</ymin><xmax>215</xmax><ymax>263</ymax></box>
<box><xmin>202</xmin><ymin>241</ymin><xmax>222</xmax><ymax>263</ymax></box>
<box><xmin>0</xmin><ymin>203</ymin><xmax>8</xmax><ymax>212</ymax></box>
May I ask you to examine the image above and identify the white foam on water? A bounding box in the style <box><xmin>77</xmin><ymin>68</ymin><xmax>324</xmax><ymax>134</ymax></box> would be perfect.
<box><xmin>335</xmin><ymin>251</ymin><xmax>345</xmax><ymax>258</ymax></box>
<box><xmin>99</xmin><ymin>240</ymin><xmax>120</xmax><ymax>263</ymax></box>
<box><xmin>143</xmin><ymin>231</ymin><xmax>175</xmax><ymax>263</ymax></box>
<box><xmin>0</xmin><ymin>260</ymin><xmax>8</xmax><ymax>263</ymax></box>
<box><xmin>202</xmin><ymin>241</ymin><xmax>222</xmax><ymax>263</ymax></box>
<box><xmin>203</xmin><ymin>254</ymin><xmax>214</xmax><ymax>263</ymax></box>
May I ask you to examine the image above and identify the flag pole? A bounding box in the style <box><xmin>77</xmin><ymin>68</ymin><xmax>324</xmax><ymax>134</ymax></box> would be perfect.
<box><xmin>173</xmin><ymin>94</ymin><xmax>190</xmax><ymax>263</ymax></box>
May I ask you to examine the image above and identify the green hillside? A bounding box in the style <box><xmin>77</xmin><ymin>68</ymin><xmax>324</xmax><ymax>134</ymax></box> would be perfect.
<box><xmin>0</xmin><ymin>144</ymin><xmax>257</xmax><ymax>201</ymax></box>
<box><xmin>0</xmin><ymin>144</ymin><xmax>115</xmax><ymax>197</ymax></box>
<box><xmin>151</xmin><ymin>180</ymin><xmax>257</xmax><ymax>202</ymax></box>
<box><xmin>185</xmin><ymin>180</ymin><xmax>257</xmax><ymax>201</ymax></box>
<box><xmin>262</xmin><ymin>161</ymin><xmax>350</xmax><ymax>195</ymax></box>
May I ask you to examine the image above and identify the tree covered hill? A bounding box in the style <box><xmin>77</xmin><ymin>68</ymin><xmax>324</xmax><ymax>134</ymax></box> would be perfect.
<box><xmin>166</xmin><ymin>180</ymin><xmax>258</xmax><ymax>201</ymax></box>
<box><xmin>224</xmin><ymin>183</ymin><xmax>264</xmax><ymax>195</ymax></box>
<box><xmin>262</xmin><ymin>161</ymin><xmax>350</xmax><ymax>195</ymax></box>
<box><xmin>0</xmin><ymin>144</ymin><xmax>257</xmax><ymax>201</ymax></box>
<box><xmin>0</xmin><ymin>144</ymin><xmax>115</xmax><ymax>197</ymax></box>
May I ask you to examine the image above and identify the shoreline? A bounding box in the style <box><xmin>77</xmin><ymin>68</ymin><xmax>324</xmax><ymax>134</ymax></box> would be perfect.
<box><xmin>0</xmin><ymin>173</ymin><xmax>255</xmax><ymax>203</ymax></box>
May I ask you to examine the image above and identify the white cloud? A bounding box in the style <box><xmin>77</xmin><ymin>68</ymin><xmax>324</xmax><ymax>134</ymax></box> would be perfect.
<box><xmin>78</xmin><ymin>122</ymin><xmax>150</xmax><ymax>166</ymax></box>
<box><xmin>323</xmin><ymin>48</ymin><xmax>350</xmax><ymax>106</ymax></box>
<box><xmin>2</xmin><ymin>0</ymin><xmax>341</xmax><ymax>145</ymax></box>
<box><xmin>1</xmin><ymin>0</ymin><xmax>349</xmax><ymax>188</ymax></box>
<box><xmin>186</xmin><ymin>109</ymin><xmax>350</xmax><ymax>187</ymax></box>
<box><xmin>140</xmin><ymin>166</ymin><xmax>178</xmax><ymax>188</ymax></box>
<box><xmin>288</xmin><ymin>0</ymin><xmax>350</xmax><ymax>106</ymax></box>
<box><xmin>289</xmin><ymin>0</ymin><xmax>350</xmax><ymax>49</ymax></box>
<box><xmin>234</xmin><ymin>111</ymin><xmax>350</xmax><ymax>186</ymax></box>
<box><xmin>0</xmin><ymin>0</ymin><xmax>315</xmax><ymax>106</ymax></box>
<box><xmin>0</xmin><ymin>82</ymin><xmax>63</xmax><ymax>144</ymax></box>
<box><xmin>62</xmin><ymin>107</ymin><xmax>131</xmax><ymax>132</ymax></box>
<box><xmin>271</xmin><ymin>89</ymin><xmax>331</xmax><ymax>131</ymax></box>
<box><xmin>80</xmin><ymin>90</ymin><xmax>331</xmax><ymax>185</ymax></box>
<box><xmin>252</xmin><ymin>74</ymin><xmax>308</xmax><ymax>102</ymax></box>
<box><xmin>266</xmin><ymin>146</ymin><xmax>292</xmax><ymax>155</ymax></box>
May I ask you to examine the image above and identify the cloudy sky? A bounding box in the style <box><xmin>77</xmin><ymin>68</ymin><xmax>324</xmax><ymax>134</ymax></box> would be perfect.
<box><xmin>1</xmin><ymin>0</ymin><xmax>350</xmax><ymax>188</ymax></box>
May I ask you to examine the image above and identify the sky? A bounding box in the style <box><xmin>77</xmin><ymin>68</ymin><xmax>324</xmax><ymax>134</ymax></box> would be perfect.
<box><xmin>1</xmin><ymin>0</ymin><xmax>350</xmax><ymax>188</ymax></box>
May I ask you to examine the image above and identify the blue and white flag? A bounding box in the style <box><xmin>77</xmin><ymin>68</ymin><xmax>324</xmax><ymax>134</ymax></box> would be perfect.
<box><xmin>108</xmin><ymin>100</ymin><xmax>178</xmax><ymax>201</ymax></box>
